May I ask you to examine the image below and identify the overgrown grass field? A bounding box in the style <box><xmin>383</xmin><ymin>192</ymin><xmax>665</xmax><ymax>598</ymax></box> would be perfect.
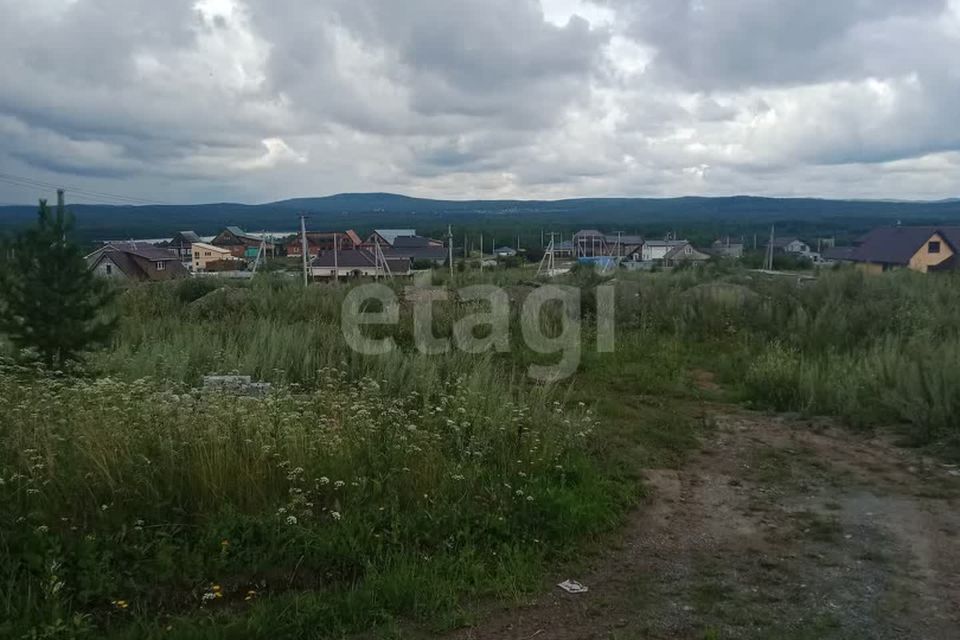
<box><xmin>2</xmin><ymin>265</ymin><xmax>958</xmax><ymax>638</ymax></box>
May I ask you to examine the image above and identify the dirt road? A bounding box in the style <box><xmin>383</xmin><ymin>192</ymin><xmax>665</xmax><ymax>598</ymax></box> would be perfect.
<box><xmin>450</xmin><ymin>411</ymin><xmax>960</xmax><ymax>639</ymax></box>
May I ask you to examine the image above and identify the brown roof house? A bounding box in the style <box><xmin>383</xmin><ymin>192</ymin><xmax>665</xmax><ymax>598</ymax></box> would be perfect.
<box><xmin>849</xmin><ymin>226</ymin><xmax>960</xmax><ymax>273</ymax></box>
<box><xmin>86</xmin><ymin>242</ymin><xmax>189</xmax><ymax>281</ymax></box>
<box><xmin>211</xmin><ymin>226</ymin><xmax>281</xmax><ymax>259</ymax></box>
<box><xmin>285</xmin><ymin>230</ymin><xmax>362</xmax><ymax>258</ymax></box>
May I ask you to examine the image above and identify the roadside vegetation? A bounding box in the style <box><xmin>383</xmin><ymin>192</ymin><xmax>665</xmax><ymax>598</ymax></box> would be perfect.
<box><xmin>618</xmin><ymin>265</ymin><xmax>960</xmax><ymax>453</ymax></box>
<box><xmin>2</xmin><ymin>250</ymin><xmax>959</xmax><ymax>637</ymax></box>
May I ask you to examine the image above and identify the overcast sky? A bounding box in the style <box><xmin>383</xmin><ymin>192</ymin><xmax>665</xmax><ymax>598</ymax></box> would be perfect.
<box><xmin>1</xmin><ymin>0</ymin><xmax>959</xmax><ymax>204</ymax></box>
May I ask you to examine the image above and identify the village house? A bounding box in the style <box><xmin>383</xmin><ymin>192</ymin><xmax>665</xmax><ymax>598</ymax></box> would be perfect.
<box><xmin>767</xmin><ymin>236</ymin><xmax>811</xmax><ymax>255</ymax></box>
<box><xmin>310</xmin><ymin>248</ymin><xmax>412</xmax><ymax>278</ymax></box>
<box><xmin>365</xmin><ymin>229</ymin><xmax>419</xmax><ymax>247</ymax></box>
<box><xmin>663</xmin><ymin>243</ymin><xmax>712</xmax><ymax>266</ymax></box>
<box><xmin>191</xmin><ymin>242</ymin><xmax>238</xmax><ymax>272</ymax></box>
<box><xmin>610</xmin><ymin>235</ymin><xmax>645</xmax><ymax>260</ymax></box>
<box><xmin>167</xmin><ymin>231</ymin><xmax>203</xmax><ymax>264</ymax></box>
<box><xmin>285</xmin><ymin>230</ymin><xmax>363</xmax><ymax>258</ymax></box>
<box><xmin>641</xmin><ymin>239</ymin><xmax>691</xmax><ymax>262</ymax></box>
<box><xmin>211</xmin><ymin>226</ymin><xmax>280</xmax><ymax>259</ymax></box>
<box><xmin>390</xmin><ymin>235</ymin><xmax>447</xmax><ymax>265</ymax></box>
<box><xmin>86</xmin><ymin>242</ymin><xmax>189</xmax><ymax>281</ymax></box>
<box><xmin>847</xmin><ymin>226</ymin><xmax>960</xmax><ymax>273</ymax></box>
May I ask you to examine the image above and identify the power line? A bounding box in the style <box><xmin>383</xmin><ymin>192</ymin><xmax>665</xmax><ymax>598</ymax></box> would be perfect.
<box><xmin>0</xmin><ymin>171</ymin><xmax>172</xmax><ymax>206</ymax></box>
<box><xmin>0</xmin><ymin>171</ymin><xmax>168</xmax><ymax>205</ymax></box>
<box><xmin>0</xmin><ymin>177</ymin><xmax>143</xmax><ymax>206</ymax></box>
<box><xmin>0</xmin><ymin>173</ymin><xmax>166</xmax><ymax>204</ymax></box>
<box><xmin>0</xmin><ymin>174</ymin><xmax>157</xmax><ymax>206</ymax></box>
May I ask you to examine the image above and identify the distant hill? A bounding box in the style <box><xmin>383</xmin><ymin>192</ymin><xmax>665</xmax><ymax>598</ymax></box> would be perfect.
<box><xmin>2</xmin><ymin>192</ymin><xmax>960</xmax><ymax>243</ymax></box>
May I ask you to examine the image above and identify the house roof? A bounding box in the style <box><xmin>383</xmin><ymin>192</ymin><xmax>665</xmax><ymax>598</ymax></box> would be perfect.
<box><xmin>391</xmin><ymin>235</ymin><xmax>433</xmax><ymax>248</ymax></box>
<box><xmin>606</xmin><ymin>235</ymin><xmax>644</xmax><ymax>246</ymax></box>
<box><xmin>311</xmin><ymin>248</ymin><xmax>410</xmax><ymax>272</ymax></box>
<box><xmin>191</xmin><ymin>242</ymin><xmax>231</xmax><ymax>254</ymax></box>
<box><xmin>93</xmin><ymin>241</ymin><xmax>180</xmax><ymax>262</ymax></box>
<box><xmin>92</xmin><ymin>249</ymin><xmax>189</xmax><ymax>281</ymax></box>
<box><xmin>92</xmin><ymin>251</ymin><xmax>142</xmax><ymax>279</ymax></box>
<box><xmin>852</xmin><ymin>226</ymin><xmax>960</xmax><ymax>265</ymax></box>
<box><xmin>645</xmin><ymin>240</ymin><xmax>689</xmax><ymax>248</ymax></box>
<box><xmin>172</xmin><ymin>231</ymin><xmax>202</xmax><ymax>244</ymax></box>
<box><xmin>393</xmin><ymin>246</ymin><xmax>448</xmax><ymax>261</ymax></box>
<box><xmin>224</xmin><ymin>226</ymin><xmax>262</xmax><ymax>242</ymax></box>
<box><xmin>344</xmin><ymin>230</ymin><xmax>363</xmax><ymax>246</ymax></box>
<box><xmin>664</xmin><ymin>243</ymin><xmax>708</xmax><ymax>261</ymax></box>
<box><xmin>822</xmin><ymin>246</ymin><xmax>858</xmax><ymax>261</ymax></box>
<box><xmin>372</xmin><ymin>229</ymin><xmax>417</xmax><ymax>245</ymax></box>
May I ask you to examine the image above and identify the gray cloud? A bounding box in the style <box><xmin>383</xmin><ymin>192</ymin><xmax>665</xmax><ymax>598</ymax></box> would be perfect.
<box><xmin>0</xmin><ymin>0</ymin><xmax>959</xmax><ymax>204</ymax></box>
<box><xmin>603</xmin><ymin>0</ymin><xmax>948</xmax><ymax>89</ymax></box>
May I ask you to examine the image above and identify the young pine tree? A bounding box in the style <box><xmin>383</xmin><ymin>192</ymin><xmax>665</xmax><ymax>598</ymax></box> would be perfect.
<box><xmin>0</xmin><ymin>196</ymin><xmax>115</xmax><ymax>368</ymax></box>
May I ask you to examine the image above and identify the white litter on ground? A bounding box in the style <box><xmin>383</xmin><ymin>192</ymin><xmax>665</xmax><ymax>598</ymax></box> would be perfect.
<box><xmin>557</xmin><ymin>579</ymin><xmax>589</xmax><ymax>594</ymax></box>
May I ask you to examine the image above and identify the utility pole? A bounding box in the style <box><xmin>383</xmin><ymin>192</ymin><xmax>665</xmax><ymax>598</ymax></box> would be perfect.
<box><xmin>251</xmin><ymin>232</ymin><xmax>267</xmax><ymax>275</ymax></box>
<box><xmin>766</xmin><ymin>225</ymin><xmax>776</xmax><ymax>271</ymax></box>
<box><xmin>333</xmin><ymin>232</ymin><xmax>339</xmax><ymax>284</ymax></box>
<box><xmin>537</xmin><ymin>232</ymin><xmax>556</xmax><ymax>277</ymax></box>
<box><xmin>299</xmin><ymin>215</ymin><xmax>310</xmax><ymax>286</ymax></box>
<box><xmin>56</xmin><ymin>189</ymin><xmax>66</xmax><ymax>239</ymax></box>
<box><xmin>447</xmin><ymin>225</ymin><xmax>454</xmax><ymax>278</ymax></box>
<box><xmin>479</xmin><ymin>233</ymin><xmax>484</xmax><ymax>273</ymax></box>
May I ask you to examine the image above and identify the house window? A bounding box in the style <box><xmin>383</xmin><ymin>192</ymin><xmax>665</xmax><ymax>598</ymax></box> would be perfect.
<box><xmin>105</xmin><ymin>264</ymin><xmax>112</xmax><ymax>275</ymax></box>
<box><xmin>156</xmin><ymin>261</ymin><xmax>165</xmax><ymax>271</ymax></box>
<box><xmin>929</xmin><ymin>241</ymin><xmax>942</xmax><ymax>254</ymax></box>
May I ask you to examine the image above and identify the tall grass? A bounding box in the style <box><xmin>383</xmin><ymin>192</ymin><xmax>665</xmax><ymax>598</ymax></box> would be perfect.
<box><xmin>622</xmin><ymin>265</ymin><xmax>960</xmax><ymax>449</ymax></box>
<box><xmin>0</xmin><ymin>360</ymin><xmax>620</xmax><ymax>638</ymax></box>
<box><xmin>1</xmin><ymin>272</ymin><xmax>650</xmax><ymax>638</ymax></box>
